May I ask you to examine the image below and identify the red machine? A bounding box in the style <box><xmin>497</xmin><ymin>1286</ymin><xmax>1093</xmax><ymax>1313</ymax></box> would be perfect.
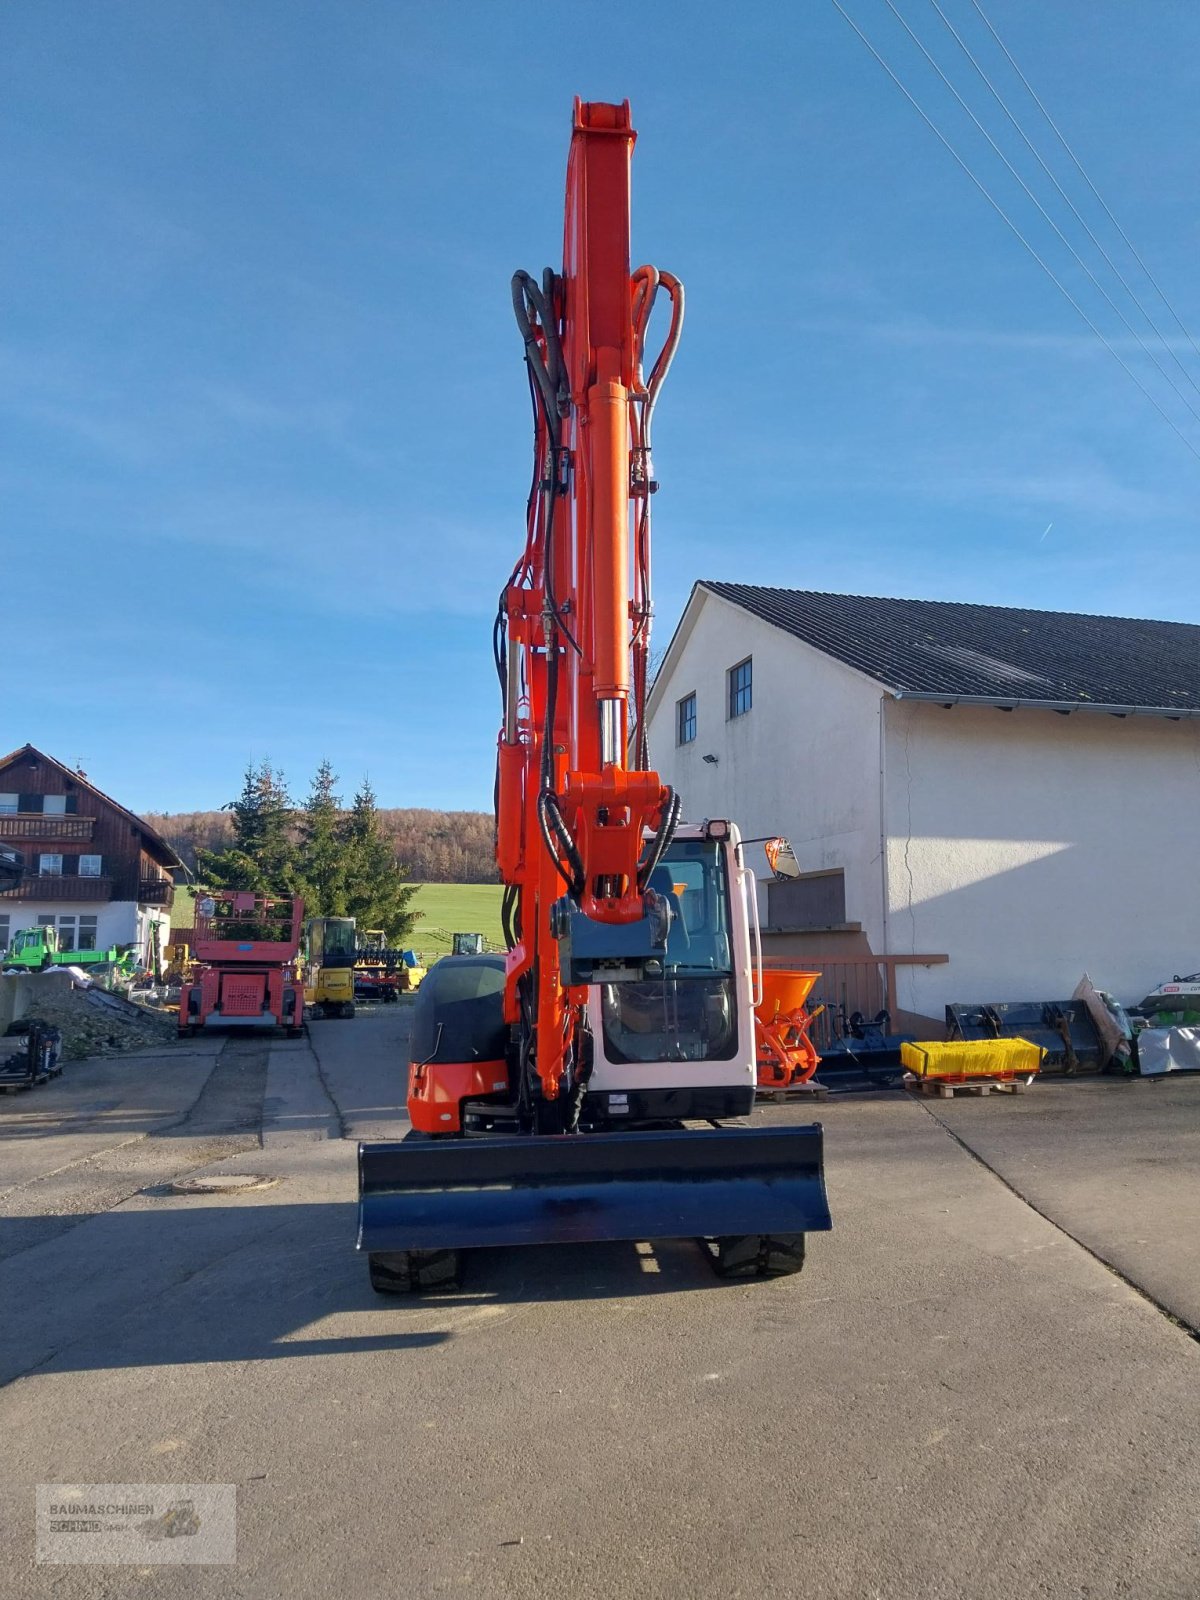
<box><xmin>357</xmin><ymin>101</ymin><xmax>831</xmax><ymax>1293</ymax></box>
<box><xmin>179</xmin><ymin>892</ymin><xmax>304</xmax><ymax>1038</ymax></box>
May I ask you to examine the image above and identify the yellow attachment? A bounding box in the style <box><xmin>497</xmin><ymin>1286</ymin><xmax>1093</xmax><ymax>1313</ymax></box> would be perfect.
<box><xmin>901</xmin><ymin>1037</ymin><xmax>1044</xmax><ymax>1079</ymax></box>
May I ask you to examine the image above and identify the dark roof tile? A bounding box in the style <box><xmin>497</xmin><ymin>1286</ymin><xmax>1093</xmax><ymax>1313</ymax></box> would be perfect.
<box><xmin>701</xmin><ymin>584</ymin><xmax>1200</xmax><ymax>710</ymax></box>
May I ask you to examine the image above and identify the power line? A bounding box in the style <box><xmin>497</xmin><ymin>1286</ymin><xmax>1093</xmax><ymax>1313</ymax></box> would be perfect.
<box><xmin>969</xmin><ymin>0</ymin><xmax>1200</xmax><ymax>369</ymax></box>
<box><xmin>878</xmin><ymin>0</ymin><xmax>1200</xmax><ymax>430</ymax></box>
<box><xmin>828</xmin><ymin>0</ymin><xmax>1200</xmax><ymax>466</ymax></box>
<box><xmin>928</xmin><ymin>0</ymin><xmax>1200</xmax><ymax>403</ymax></box>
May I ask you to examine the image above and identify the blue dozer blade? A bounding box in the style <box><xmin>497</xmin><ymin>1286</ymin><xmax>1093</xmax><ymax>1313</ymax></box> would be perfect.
<box><xmin>358</xmin><ymin>1123</ymin><xmax>832</xmax><ymax>1252</ymax></box>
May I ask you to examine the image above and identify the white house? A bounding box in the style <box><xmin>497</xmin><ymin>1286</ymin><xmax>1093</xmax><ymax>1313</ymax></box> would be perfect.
<box><xmin>0</xmin><ymin>744</ymin><xmax>180</xmax><ymax>966</ymax></box>
<box><xmin>646</xmin><ymin>584</ymin><xmax>1200</xmax><ymax>1031</ymax></box>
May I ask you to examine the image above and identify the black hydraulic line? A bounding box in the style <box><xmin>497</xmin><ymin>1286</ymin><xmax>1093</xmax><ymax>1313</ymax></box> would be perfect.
<box><xmin>512</xmin><ymin>261</ymin><xmax>689</xmax><ymax>901</ymax></box>
<box><xmin>537</xmin><ymin>789</ymin><xmax>585</xmax><ymax>896</ymax></box>
<box><xmin>536</xmin><ymin>798</ymin><xmax>575</xmax><ymax>893</ymax></box>
<box><xmin>540</xmin><ymin>611</ymin><xmax>560</xmax><ymax>794</ymax></box>
<box><xmin>637</xmin><ymin>786</ymin><xmax>681</xmax><ymax>893</ymax></box>
<box><xmin>493</xmin><ymin>605</ymin><xmax>507</xmax><ymax>699</ymax></box>
<box><xmin>495</xmin><ymin>368</ymin><xmax>546</xmax><ymax>702</ymax></box>
<box><xmin>535</xmin><ymin>579</ymin><xmax>586</xmax><ymax>891</ymax></box>
<box><xmin>500</xmin><ymin>882</ymin><xmax>520</xmax><ymax>952</ymax></box>
<box><xmin>507</xmin><ymin>267</ymin><xmax>590</xmax><ymax>902</ymax></box>
<box><xmin>541</xmin><ymin>469</ymin><xmax>581</xmax><ymax>659</ymax></box>
<box><xmin>550</xmin><ymin>797</ymin><xmax>585</xmax><ymax>892</ymax></box>
<box><xmin>511</xmin><ymin>270</ymin><xmax>567</xmax><ymax>438</ymax></box>
<box><xmin>513</xmin><ymin>268</ymin><xmax>581</xmax><ymax>659</ymax></box>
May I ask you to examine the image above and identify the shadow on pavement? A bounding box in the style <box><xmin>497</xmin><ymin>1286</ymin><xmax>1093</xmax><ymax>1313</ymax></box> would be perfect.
<box><xmin>0</xmin><ymin>1038</ymin><xmax>269</xmax><ymax>1142</ymax></box>
<box><xmin>408</xmin><ymin>1234</ymin><xmax>755</xmax><ymax>1304</ymax></box>
<box><xmin>0</xmin><ymin>1199</ymin><xmax>443</xmax><ymax>1384</ymax></box>
<box><xmin>0</xmin><ymin>1190</ymin><xmax>767</xmax><ymax>1385</ymax></box>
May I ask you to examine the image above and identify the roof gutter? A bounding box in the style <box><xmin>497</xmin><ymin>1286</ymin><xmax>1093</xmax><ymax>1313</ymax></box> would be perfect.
<box><xmin>891</xmin><ymin>691</ymin><xmax>1200</xmax><ymax>720</ymax></box>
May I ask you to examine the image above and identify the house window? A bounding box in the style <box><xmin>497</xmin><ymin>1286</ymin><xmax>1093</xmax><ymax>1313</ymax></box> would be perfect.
<box><xmin>58</xmin><ymin>917</ymin><xmax>76</xmax><ymax>949</ymax></box>
<box><xmin>39</xmin><ymin>853</ymin><xmax>63</xmax><ymax>876</ymax></box>
<box><xmin>43</xmin><ymin>795</ymin><xmax>67</xmax><ymax>815</ymax></box>
<box><xmin>0</xmin><ymin>915</ymin><xmax>9</xmax><ymax>951</ymax></box>
<box><xmin>37</xmin><ymin>914</ymin><xmax>55</xmax><ymax>927</ymax></box>
<box><xmin>77</xmin><ymin>916</ymin><xmax>98</xmax><ymax>952</ymax></box>
<box><xmin>728</xmin><ymin>657</ymin><xmax>753</xmax><ymax>718</ymax></box>
<box><xmin>79</xmin><ymin>855</ymin><xmax>103</xmax><ymax>877</ymax></box>
<box><xmin>0</xmin><ymin>794</ymin><xmax>17</xmax><ymax>814</ymax></box>
<box><xmin>677</xmin><ymin>692</ymin><xmax>697</xmax><ymax>745</ymax></box>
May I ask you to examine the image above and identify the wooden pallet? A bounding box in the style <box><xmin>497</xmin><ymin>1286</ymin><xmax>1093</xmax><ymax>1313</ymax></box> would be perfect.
<box><xmin>759</xmin><ymin>1080</ymin><xmax>830</xmax><ymax>1103</ymax></box>
<box><xmin>903</xmin><ymin>1071</ymin><xmax>1035</xmax><ymax>1099</ymax></box>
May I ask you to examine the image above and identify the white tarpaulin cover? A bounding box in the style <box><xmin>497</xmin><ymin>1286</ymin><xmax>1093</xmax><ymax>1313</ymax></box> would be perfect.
<box><xmin>1137</xmin><ymin>1026</ymin><xmax>1200</xmax><ymax>1076</ymax></box>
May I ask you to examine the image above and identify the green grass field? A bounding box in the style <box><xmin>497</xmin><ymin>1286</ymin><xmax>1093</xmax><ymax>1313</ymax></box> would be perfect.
<box><xmin>173</xmin><ymin>881</ymin><xmax>502</xmax><ymax>960</ymax></box>
<box><xmin>409</xmin><ymin>882</ymin><xmax>504</xmax><ymax>959</ymax></box>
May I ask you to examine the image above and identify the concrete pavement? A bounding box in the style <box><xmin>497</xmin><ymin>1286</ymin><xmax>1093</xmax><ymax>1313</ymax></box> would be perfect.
<box><xmin>913</xmin><ymin>1073</ymin><xmax>1200</xmax><ymax>1330</ymax></box>
<box><xmin>1</xmin><ymin>1012</ymin><xmax>1198</xmax><ymax>1599</ymax></box>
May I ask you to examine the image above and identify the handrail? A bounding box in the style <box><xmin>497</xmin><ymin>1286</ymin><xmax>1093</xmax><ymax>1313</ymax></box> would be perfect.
<box><xmin>0</xmin><ymin>815</ymin><xmax>95</xmax><ymax>841</ymax></box>
<box><xmin>745</xmin><ymin>868</ymin><xmax>763</xmax><ymax>1009</ymax></box>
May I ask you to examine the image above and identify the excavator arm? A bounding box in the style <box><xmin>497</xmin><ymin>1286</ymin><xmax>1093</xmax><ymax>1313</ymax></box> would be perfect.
<box><xmin>497</xmin><ymin>100</ymin><xmax>687</xmax><ymax>1122</ymax></box>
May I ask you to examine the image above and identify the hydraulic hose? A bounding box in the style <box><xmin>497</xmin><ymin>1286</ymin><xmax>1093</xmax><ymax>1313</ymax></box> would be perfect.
<box><xmin>637</xmin><ymin>786</ymin><xmax>682</xmax><ymax>893</ymax></box>
<box><xmin>511</xmin><ymin>269</ymin><xmax>568</xmax><ymax>439</ymax></box>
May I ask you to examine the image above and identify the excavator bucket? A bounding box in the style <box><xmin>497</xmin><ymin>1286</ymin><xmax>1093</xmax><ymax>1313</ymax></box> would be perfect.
<box><xmin>357</xmin><ymin>1123</ymin><xmax>831</xmax><ymax>1254</ymax></box>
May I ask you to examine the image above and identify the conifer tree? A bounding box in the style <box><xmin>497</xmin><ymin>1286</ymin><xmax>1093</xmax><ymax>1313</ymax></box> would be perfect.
<box><xmin>341</xmin><ymin>778</ymin><xmax>417</xmax><ymax>941</ymax></box>
<box><xmin>296</xmin><ymin>759</ymin><xmax>346</xmax><ymax>917</ymax></box>
<box><xmin>197</xmin><ymin>759</ymin><xmax>298</xmax><ymax>894</ymax></box>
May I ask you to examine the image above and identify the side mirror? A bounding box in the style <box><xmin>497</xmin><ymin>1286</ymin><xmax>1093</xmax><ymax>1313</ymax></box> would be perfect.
<box><xmin>764</xmin><ymin>837</ymin><xmax>801</xmax><ymax>880</ymax></box>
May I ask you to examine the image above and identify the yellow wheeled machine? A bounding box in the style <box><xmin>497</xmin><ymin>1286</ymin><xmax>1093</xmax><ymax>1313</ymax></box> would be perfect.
<box><xmin>304</xmin><ymin>916</ymin><xmax>357</xmax><ymax>1019</ymax></box>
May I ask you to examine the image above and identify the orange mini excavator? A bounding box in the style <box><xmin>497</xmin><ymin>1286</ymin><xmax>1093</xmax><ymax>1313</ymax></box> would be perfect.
<box><xmin>357</xmin><ymin>100</ymin><xmax>832</xmax><ymax>1291</ymax></box>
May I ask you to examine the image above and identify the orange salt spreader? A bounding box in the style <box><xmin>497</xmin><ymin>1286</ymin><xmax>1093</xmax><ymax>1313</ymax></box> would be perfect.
<box><xmin>756</xmin><ymin>969</ymin><xmax>824</xmax><ymax>1092</ymax></box>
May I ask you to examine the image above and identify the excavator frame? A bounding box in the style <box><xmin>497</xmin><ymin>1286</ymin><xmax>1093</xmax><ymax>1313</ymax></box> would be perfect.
<box><xmin>358</xmin><ymin>100</ymin><xmax>831</xmax><ymax>1290</ymax></box>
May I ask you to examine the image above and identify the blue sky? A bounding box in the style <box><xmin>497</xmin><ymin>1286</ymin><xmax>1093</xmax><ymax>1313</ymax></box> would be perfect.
<box><xmin>5</xmin><ymin>1</ymin><xmax>1200</xmax><ymax>813</ymax></box>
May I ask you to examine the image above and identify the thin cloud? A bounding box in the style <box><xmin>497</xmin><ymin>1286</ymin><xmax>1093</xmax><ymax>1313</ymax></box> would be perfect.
<box><xmin>790</xmin><ymin>314</ymin><xmax>1200</xmax><ymax>360</ymax></box>
<box><xmin>127</xmin><ymin>492</ymin><xmax>504</xmax><ymax>620</ymax></box>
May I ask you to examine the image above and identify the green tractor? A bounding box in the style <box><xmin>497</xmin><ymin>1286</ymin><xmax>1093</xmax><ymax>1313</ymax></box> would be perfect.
<box><xmin>2</xmin><ymin>925</ymin><xmax>139</xmax><ymax>978</ymax></box>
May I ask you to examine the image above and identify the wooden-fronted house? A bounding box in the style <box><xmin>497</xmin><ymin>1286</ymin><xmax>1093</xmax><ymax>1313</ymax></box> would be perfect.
<box><xmin>0</xmin><ymin>744</ymin><xmax>181</xmax><ymax>962</ymax></box>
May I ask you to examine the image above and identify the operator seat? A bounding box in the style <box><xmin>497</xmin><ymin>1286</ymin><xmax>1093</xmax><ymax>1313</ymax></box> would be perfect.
<box><xmin>646</xmin><ymin>866</ymin><xmax>689</xmax><ymax>953</ymax></box>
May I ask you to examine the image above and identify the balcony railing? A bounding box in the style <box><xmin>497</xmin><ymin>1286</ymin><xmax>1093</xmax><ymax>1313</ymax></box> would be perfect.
<box><xmin>0</xmin><ymin>814</ymin><xmax>95</xmax><ymax>842</ymax></box>
<box><xmin>138</xmin><ymin>878</ymin><xmax>176</xmax><ymax>908</ymax></box>
<box><xmin>0</xmin><ymin>873</ymin><xmax>114</xmax><ymax>902</ymax></box>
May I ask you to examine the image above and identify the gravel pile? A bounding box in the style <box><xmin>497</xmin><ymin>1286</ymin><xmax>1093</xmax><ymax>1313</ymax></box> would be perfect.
<box><xmin>12</xmin><ymin>972</ymin><xmax>178</xmax><ymax>1060</ymax></box>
